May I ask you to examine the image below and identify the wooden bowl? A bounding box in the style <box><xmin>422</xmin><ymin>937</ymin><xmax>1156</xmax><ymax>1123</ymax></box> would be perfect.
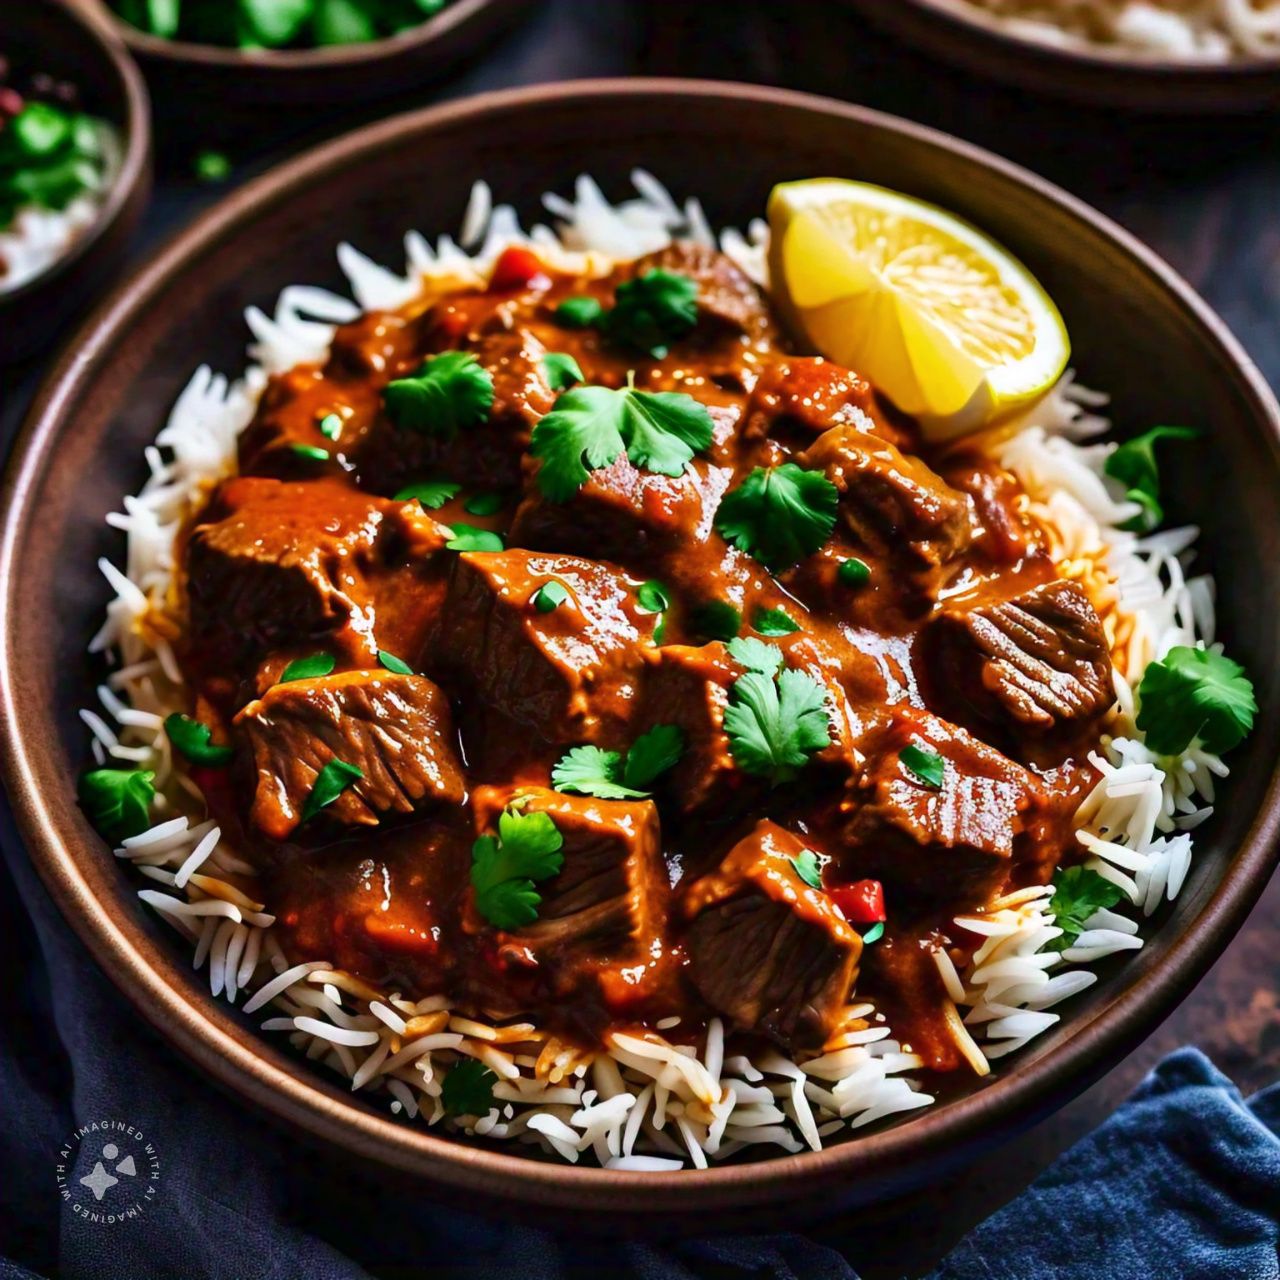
<box><xmin>0</xmin><ymin>0</ymin><xmax>151</xmax><ymax>364</ymax></box>
<box><xmin>88</xmin><ymin>0</ymin><xmax>538</xmax><ymax>110</ymax></box>
<box><xmin>2</xmin><ymin>80</ymin><xmax>1278</xmax><ymax>1223</ymax></box>
<box><xmin>843</xmin><ymin>0</ymin><xmax>1280</xmax><ymax>113</ymax></box>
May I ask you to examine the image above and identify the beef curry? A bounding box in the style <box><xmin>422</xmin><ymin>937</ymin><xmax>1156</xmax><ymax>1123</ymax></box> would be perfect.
<box><xmin>176</xmin><ymin>241</ymin><xmax>1114</xmax><ymax>1076</ymax></box>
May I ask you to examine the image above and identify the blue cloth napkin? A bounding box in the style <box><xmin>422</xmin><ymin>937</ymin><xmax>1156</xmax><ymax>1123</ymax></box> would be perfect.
<box><xmin>2</xmin><ymin>789</ymin><xmax>1277</xmax><ymax>1279</ymax></box>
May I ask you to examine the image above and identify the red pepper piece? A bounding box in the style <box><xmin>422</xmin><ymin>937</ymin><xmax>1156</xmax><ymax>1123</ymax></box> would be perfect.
<box><xmin>829</xmin><ymin>879</ymin><xmax>887</xmax><ymax>925</ymax></box>
<box><xmin>488</xmin><ymin>246</ymin><xmax>548</xmax><ymax>293</ymax></box>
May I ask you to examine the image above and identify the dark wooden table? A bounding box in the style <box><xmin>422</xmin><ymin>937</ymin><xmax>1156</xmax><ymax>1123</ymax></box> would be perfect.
<box><xmin>3</xmin><ymin>2</ymin><xmax>1277</xmax><ymax>1274</ymax></box>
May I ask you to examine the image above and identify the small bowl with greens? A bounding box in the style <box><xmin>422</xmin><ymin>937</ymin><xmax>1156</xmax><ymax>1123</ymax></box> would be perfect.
<box><xmin>0</xmin><ymin>1</ymin><xmax>150</xmax><ymax>363</ymax></box>
<box><xmin>96</xmin><ymin>0</ymin><xmax>537</xmax><ymax>110</ymax></box>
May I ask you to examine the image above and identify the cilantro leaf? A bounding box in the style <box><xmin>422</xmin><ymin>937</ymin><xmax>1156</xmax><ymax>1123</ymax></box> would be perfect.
<box><xmin>530</xmin><ymin>385</ymin><xmax>714</xmax><ymax>502</ymax></box>
<box><xmin>551</xmin><ymin>725</ymin><xmax>683</xmax><ymax>800</ymax></box>
<box><xmin>1104</xmin><ymin>425</ymin><xmax>1197</xmax><ymax>533</ymax></box>
<box><xmin>79</xmin><ymin>768</ymin><xmax>155</xmax><ymax>843</ymax></box>
<box><xmin>551</xmin><ymin>745</ymin><xmax>643</xmax><ymax>800</ymax></box>
<box><xmin>753</xmin><ymin>605</ymin><xmax>800</xmax><ymax>637</ymax></box>
<box><xmin>622</xmin><ymin>724</ymin><xmax>684</xmax><ymax>790</ymax></box>
<box><xmin>727</xmin><ymin>636</ymin><xmax>784</xmax><ymax>676</ymax></box>
<box><xmin>280</xmin><ymin>652</ymin><xmax>335</xmax><ymax>683</ymax></box>
<box><xmin>395</xmin><ymin>478</ymin><xmax>460</xmax><ymax>509</ymax></box>
<box><xmin>790</xmin><ymin>849</ymin><xmax>823</xmax><ymax>890</ymax></box>
<box><xmin>692</xmin><ymin>600</ymin><xmax>741</xmax><ymax>642</ymax></box>
<box><xmin>445</xmin><ymin>524</ymin><xmax>504</xmax><ymax>552</ymax></box>
<box><xmin>1135</xmin><ymin>645</ymin><xmax>1256</xmax><ymax>756</ymax></box>
<box><xmin>900</xmin><ymin>744</ymin><xmax>945</xmax><ymax>789</ymax></box>
<box><xmin>317</xmin><ymin>412</ymin><xmax>343</xmax><ymax>441</ymax></box>
<box><xmin>1045</xmin><ymin>866</ymin><xmax>1126</xmax><ymax>952</ymax></box>
<box><xmin>470</xmin><ymin>807</ymin><xmax>564</xmax><ymax>930</ymax></box>
<box><xmin>377</xmin><ymin>650</ymin><xmax>414</xmax><ymax>675</ymax></box>
<box><xmin>290</xmin><ymin>443</ymin><xmax>330</xmax><ymax>462</ymax></box>
<box><xmin>384</xmin><ymin>351</ymin><xmax>495</xmax><ymax>438</ymax></box>
<box><xmin>165</xmin><ymin>714</ymin><xmax>234</xmax><ymax>767</ymax></box>
<box><xmin>532</xmin><ymin>580</ymin><xmax>569</xmax><ymax>613</ymax></box>
<box><xmin>239</xmin><ymin>0</ymin><xmax>312</xmax><ymax>46</ymax></box>
<box><xmin>716</xmin><ymin>464</ymin><xmax>839</xmax><ymax>572</ymax></box>
<box><xmin>636</xmin><ymin>580</ymin><xmax>670</xmax><ymax>614</ymax></box>
<box><xmin>838</xmin><ymin>557</ymin><xmax>871</xmax><ymax>587</ymax></box>
<box><xmin>724</xmin><ymin>665</ymin><xmax>831</xmax><ymax>785</ymax></box>
<box><xmin>302</xmin><ymin>759</ymin><xmax>363</xmax><ymax>822</ymax></box>
<box><xmin>602</xmin><ymin>270</ymin><xmax>698</xmax><ymax>358</ymax></box>
<box><xmin>860</xmin><ymin>921</ymin><xmax>885</xmax><ymax>945</ymax></box>
<box><xmin>543</xmin><ymin>352</ymin><xmax>584</xmax><ymax>391</ymax></box>
<box><xmin>555</xmin><ymin>296</ymin><xmax>604</xmax><ymax>329</ymax></box>
<box><xmin>441</xmin><ymin>1059</ymin><xmax>497</xmax><ymax>1117</ymax></box>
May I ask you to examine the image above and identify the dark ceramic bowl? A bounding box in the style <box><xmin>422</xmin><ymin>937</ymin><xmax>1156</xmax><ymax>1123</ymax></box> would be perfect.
<box><xmin>0</xmin><ymin>0</ymin><xmax>150</xmax><ymax>364</ymax></box>
<box><xmin>2</xmin><ymin>80</ymin><xmax>1278</xmax><ymax>1222</ymax></box>
<box><xmin>90</xmin><ymin>0</ymin><xmax>537</xmax><ymax>110</ymax></box>
<box><xmin>845</xmin><ymin>0</ymin><xmax>1280</xmax><ymax>113</ymax></box>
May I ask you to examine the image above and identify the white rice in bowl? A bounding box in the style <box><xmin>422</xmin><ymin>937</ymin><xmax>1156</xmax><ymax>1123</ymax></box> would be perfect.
<box><xmin>84</xmin><ymin>172</ymin><xmax>1228</xmax><ymax>1167</ymax></box>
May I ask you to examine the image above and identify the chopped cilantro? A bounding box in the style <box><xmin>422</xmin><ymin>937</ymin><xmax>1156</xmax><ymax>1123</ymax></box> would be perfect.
<box><xmin>165</xmin><ymin>713</ymin><xmax>234</xmax><ymax>766</ymax></box>
<box><xmin>790</xmin><ymin>849</ymin><xmax>823</xmax><ymax>890</ymax></box>
<box><xmin>1104</xmin><ymin>425</ymin><xmax>1197</xmax><ymax>533</ymax></box>
<box><xmin>542</xmin><ymin>352</ymin><xmax>585</xmax><ymax>391</ymax></box>
<box><xmin>289</xmin><ymin>443</ymin><xmax>330</xmax><ymax>462</ymax></box>
<box><xmin>301</xmin><ymin>759</ymin><xmax>363</xmax><ymax>822</ymax></box>
<box><xmin>753</xmin><ymin>605</ymin><xmax>800</xmax><ymax>636</ymax></box>
<box><xmin>727</xmin><ymin>636</ymin><xmax>784</xmax><ymax>676</ymax></box>
<box><xmin>622</xmin><ymin>724</ymin><xmax>685</xmax><ymax>790</ymax></box>
<box><xmin>445</xmin><ymin>524</ymin><xmax>504</xmax><ymax>552</ymax></box>
<box><xmin>900</xmin><ymin>743</ymin><xmax>945</xmax><ymax>789</ymax></box>
<box><xmin>716</xmin><ymin>464</ymin><xmax>839</xmax><ymax>572</ymax></box>
<box><xmin>860</xmin><ymin>921</ymin><xmax>885</xmax><ymax>945</ymax></box>
<box><xmin>470</xmin><ymin>806</ymin><xmax>565</xmax><ymax>930</ymax></box>
<box><xmin>551</xmin><ymin>726</ymin><xmax>684</xmax><ymax>800</ymax></box>
<box><xmin>554</xmin><ymin>296</ymin><xmax>604</xmax><ymax>329</ymax></box>
<box><xmin>441</xmin><ymin>1059</ymin><xmax>497</xmax><ymax>1117</ymax></box>
<box><xmin>78</xmin><ymin>768</ymin><xmax>155</xmax><ymax>843</ymax></box>
<box><xmin>692</xmin><ymin>600</ymin><xmax>741</xmax><ymax>643</ymax></box>
<box><xmin>317</xmin><ymin>412</ymin><xmax>343</xmax><ymax>441</ymax></box>
<box><xmin>384</xmin><ymin>351</ymin><xmax>494</xmax><ymax>438</ymax></box>
<box><xmin>532</xmin><ymin>580</ymin><xmax>569</xmax><ymax>613</ymax></box>
<box><xmin>377</xmin><ymin>650</ymin><xmax>414</xmax><ymax>675</ymax></box>
<box><xmin>530</xmin><ymin>385</ymin><xmax>714</xmax><ymax>502</ymax></box>
<box><xmin>724</xmin><ymin>660</ymin><xmax>831</xmax><ymax>785</ymax></box>
<box><xmin>1135</xmin><ymin>645</ymin><xmax>1256</xmax><ymax>756</ymax></box>
<box><xmin>602</xmin><ymin>270</ymin><xmax>698</xmax><ymax>358</ymax></box>
<box><xmin>280</xmin><ymin>652</ymin><xmax>335</xmax><ymax>683</ymax></box>
<box><xmin>463</xmin><ymin>491</ymin><xmax>504</xmax><ymax>516</ymax></box>
<box><xmin>838</xmin><ymin>557</ymin><xmax>871</xmax><ymax>588</ymax></box>
<box><xmin>394</xmin><ymin>478</ymin><xmax>460</xmax><ymax>510</ymax></box>
<box><xmin>636</xmin><ymin>580</ymin><xmax>671</xmax><ymax>614</ymax></box>
<box><xmin>1046</xmin><ymin>866</ymin><xmax>1126</xmax><ymax>952</ymax></box>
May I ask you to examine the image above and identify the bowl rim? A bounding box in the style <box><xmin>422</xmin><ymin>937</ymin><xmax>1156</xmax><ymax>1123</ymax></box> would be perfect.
<box><xmin>857</xmin><ymin>0</ymin><xmax>1280</xmax><ymax>77</ymax></box>
<box><xmin>0</xmin><ymin>0</ymin><xmax>151</xmax><ymax>309</ymax></box>
<box><xmin>3</xmin><ymin>77</ymin><xmax>1280</xmax><ymax>1212</ymax></box>
<box><xmin>89</xmin><ymin>0</ymin><xmax>515</xmax><ymax>71</ymax></box>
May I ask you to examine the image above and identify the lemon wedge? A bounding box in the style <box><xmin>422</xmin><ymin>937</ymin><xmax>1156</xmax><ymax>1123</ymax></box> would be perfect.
<box><xmin>767</xmin><ymin>179</ymin><xmax>1069</xmax><ymax>439</ymax></box>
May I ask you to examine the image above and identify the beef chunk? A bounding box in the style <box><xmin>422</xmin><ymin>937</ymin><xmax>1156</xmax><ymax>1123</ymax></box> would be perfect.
<box><xmin>840</xmin><ymin>712</ymin><xmax>1042</xmax><ymax>907</ymax></box>
<box><xmin>187</xmin><ymin>477</ymin><xmax>447</xmax><ymax>668</ymax></box>
<box><xmin>472</xmin><ymin>786</ymin><xmax>665</xmax><ymax>961</ymax></box>
<box><xmin>235</xmin><ymin>671</ymin><xmax>464</xmax><ymax>841</ymax></box>
<box><xmin>636</xmin><ymin>643</ymin><xmax>759</xmax><ymax>824</ymax></box>
<box><xmin>798</xmin><ymin>424</ymin><xmax>973</xmax><ymax>567</ymax></box>
<box><xmin>625</xmin><ymin>241</ymin><xmax>777</xmax><ymax>344</ymax></box>
<box><xmin>930</xmin><ymin>579</ymin><xmax>1113</xmax><ymax>737</ymax></box>
<box><xmin>438</xmin><ymin>550</ymin><xmax>656</xmax><ymax>745</ymax></box>
<box><xmin>683</xmin><ymin>821</ymin><xmax>861</xmax><ymax>1048</ymax></box>
<box><xmin>359</xmin><ymin>326</ymin><xmax>556</xmax><ymax>495</ymax></box>
<box><xmin>509</xmin><ymin>455</ymin><xmax>732</xmax><ymax>564</ymax></box>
